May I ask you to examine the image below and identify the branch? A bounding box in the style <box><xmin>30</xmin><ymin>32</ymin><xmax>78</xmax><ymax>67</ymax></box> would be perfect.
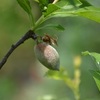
<box><xmin>0</xmin><ymin>30</ymin><xmax>37</xmax><ymax>69</ymax></box>
<box><xmin>52</xmin><ymin>0</ymin><xmax>59</xmax><ymax>4</ymax></box>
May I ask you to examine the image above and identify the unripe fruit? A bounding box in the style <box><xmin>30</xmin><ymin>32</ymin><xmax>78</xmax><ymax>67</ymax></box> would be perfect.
<box><xmin>34</xmin><ymin>42</ymin><xmax>60</xmax><ymax>70</ymax></box>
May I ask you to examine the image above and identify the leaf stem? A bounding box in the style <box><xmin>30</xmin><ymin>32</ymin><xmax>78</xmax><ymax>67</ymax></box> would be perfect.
<box><xmin>34</xmin><ymin>15</ymin><xmax>44</xmax><ymax>30</ymax></box>
<box><xmin>29</xmin><ymin>12</ymin><xmax>35</xmax><ymax>28</ymax></box>
<box><xmin>52</xmin><ymin>0</ymin><xmax>59</xmax><ymax>4</ymax></box>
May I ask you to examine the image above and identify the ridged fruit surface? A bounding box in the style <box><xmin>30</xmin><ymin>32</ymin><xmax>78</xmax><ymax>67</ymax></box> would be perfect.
<box><xmin>34</xmin><ymin>42</ymin><xmax>60</xmax><ymax>70</ymax></box>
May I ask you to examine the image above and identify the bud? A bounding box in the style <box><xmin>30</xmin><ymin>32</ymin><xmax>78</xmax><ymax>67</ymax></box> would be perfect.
<box><xmin>34</xmin><ymin>42</ymin><xmax>60</xmax><ymax>70</ymax></box>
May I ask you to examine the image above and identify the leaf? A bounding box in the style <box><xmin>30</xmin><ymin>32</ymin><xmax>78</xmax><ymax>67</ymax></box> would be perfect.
<box><xmin>55</xmin><ymin>24</ymin><xmax>65</xmax><ymax>31</ymax></box>
<box><xmin>17</xmin><ymin>0</ymin><xmax>31</xmax><ymax>14</ymax></box>
<box><xmin>45</xmin><ymin>68</ymin><xmax>68</xmax><ymax>80</ymax></box>
<box><xmin>82</xmin><ymin>51</ymin><xmax>100</xmax><ymax>63</ymax></box>
<box><xmin>50</xmin><ymin>10</ymin><xmax>77</xmax><ymax>17</ymax></box>
<box><xmin>35</xmin><ymin>2</ymin><xmax>100</xmax><ymax>29</ymax></box>
<box><xmin>56</xmin><ymin>0</ymin><xmax>81</xmax><ymax>8</ymax></box>
<box><xmin>79</xmin><ymin>0</ymin><xmax>92</xmax><ymax>8</ymax></box>
<box><xmin>90</xmin><ymin>70</ymin><xmax>100</xmax><ymax>91</ymax></box>
<box><xmin>37</xmin><ymin>0</ymin><xmax>49</xmax><ymax>12</ymax></box>
<box><xmin>44</xmin><ymin>4</ymin><xmax>100</xmax><ymax>23</ymax></box>
<box><xmin>76</xmin><ymin>7</ymin><xmax>100</xmax><ymax>23</ymax></box>
<box><xmin>55</xmin><ymin>0</ymin><xmax>69</xmax><ymax>8</ymax></box>
<box><xmin>68</xmin><ymin>0</ymin><xmax>76</xmax><ymax>7</ymax></box>
<box><xmin>44</xmin><ymin>4</ymin><xmax>60</xmax><ymax>16</ymax></box>
<box><xmin>90</xmin><ymin>53</ymin><xmax>100</xmax><ymax>63</ymax></box>
<box><xmin>39</xmin><ymin>0</ymin><xmax>49</xmax><ymax>6</ymax></box>
<box><xmin>36</xmin><ymin>24</ymin><xmax>65</xmax><ymax>31</ymax></box>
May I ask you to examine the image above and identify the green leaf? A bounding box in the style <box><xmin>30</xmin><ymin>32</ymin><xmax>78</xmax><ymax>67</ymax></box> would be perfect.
<box><xmin>56</xmin><ymin>0</ymin><xmax>81</xmax><ymax>8</ymax></box>
<box><xmin>17</xmin><ymin>0</ymin><xmax>31</xmax><ymax>14</ymax></box>
<box><xmin>90</xmin><ymin>53</ymin><xmax>100</xmax><ymax>63</ymax></box>
<box><xmin>55</xmin><ymin>0</ymin><xmax>69</xmax><ymax>7</ymax></box>
<box><xmin>79</xmin><ymin>0</ymin><xmax>92</xmax><ymax>8</ymax></box>
<box><xmin>68</xmin><ymin>0</ymin><xmax>76</xmax><ymax>7</ymax></box>
<box><xmin>37</xmin><ymin>0</ymin><xmax>49</xmax><ymax>12</ymax></box>
<box><xmin>82</xmin><ymin>51</ymin><xmax>100</xmax><ymax>63</ymax></box>
<box><xmin>35</xmin><ymin>2</ymin><xmax>100</xmax><ymax>30</ymax></box>
<box><xmin>55</xmin><ymin>24</ymin><xmax>65</xmax><ymax>31</ymax></box>
<box><xmin>17</xmin><ymin>0</ymin><xmax>35</xmax><ymax>26</ymax></box>
<box><xmin>90</xmin><ymin>70</ymin><xmax>100</xmax><ymax>91</ymax></box>
<box><xmin>36</xmin><ymin>24</ymin><xmax>65</xmax><ymax>31</ymax></box>
<box><xmin>39</xmin><ymin>0</ymin><xmax>49</xmax><ymax>6</ymax></box>
<box><xmin>44</xmin><ymin>4</ymin><xmax>60</xmax><ymax>16</ymax></box>
<box><xmin>49</xmin><ymin>10</ymin><xmax>77</xmax><ymax>17</ymax></box>
<box><xmin>76</xmin><ymin>7</ymin><xmax>100</xmax><ymax>23</ymax></box>
<box><xmin>43</xmin><ymin>4</ymin><xmax>100</xmax><ymax>23</ymax></box>
<box><xmin>45</xmin><ymin>68</ymin><xmax>68</xmax><ymax>80</ymax></box>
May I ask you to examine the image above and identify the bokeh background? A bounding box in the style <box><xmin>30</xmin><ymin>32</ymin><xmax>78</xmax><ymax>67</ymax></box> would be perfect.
<box><xmin>0</xmin><ymin>0</ymin><xmax>100</xmax><ymax>100</ymax></box>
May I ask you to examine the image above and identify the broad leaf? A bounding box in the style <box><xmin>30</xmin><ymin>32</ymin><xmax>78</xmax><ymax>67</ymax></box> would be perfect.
<box><xmin>68</xmin><ymin>0</ymin><xmax>76</xmax><ymax>7</ymax></box>
<box><xmin>35</xmin><ymin>1</ymin><xmax>100</xmax><ymax>30</ymax></box>
<box><xmin>44</xmin><ymin>3</ymin><xmax>100</xmax><ymax>23</ymax></box>
<box><xmin>82</xmin><ymin>51</ymin><xmax>100</xmax><ymax>64</ymax></box>
<box><xmin>56</xmin><ymin>0</ymin><xmax>81</xmax><ymax>8</ymax></box>
<box><xmin>55</xmin><ymin>0</ymin><xmax>69</xmax><ymax>8</ymax></box>
<box><xmin>76</xmin><ymin>7</ymin><xmax>100</xmax><ymax>23</ymax></box>
<box><xmin>17</xmin><ymin>0</ymin><xmax>31</xmax><ymax>15</ymax></box>
<box><xmin>50</xmin><ymin>6</ymin><xmax>100</xmax><ymax>23</ymax></box>
<box><xmin>79</xmin><ymin>0</ymin><xmax>92</xmax><ymax>8</ymax></box>
<box><xmin>36</xmin><ymin>24</ymin><xmax>65</xmax><ymax>31</ymax></box>
<box><xmin>39</xmin><ymin>0</ymin><xmax>49</xmax><ymax>6</ymax></box>
<box><xmin>37</xmin><ymin>0</ymin><xmax>49</xmax><ymax>12</ymax></box>
<box><xmin>48</xmin><ymin>10</ymin><xmax>77</xmax><ymax>17</ymax></box>
<box><xmin>55</xmin><ymin>24</ymin><xmax>65</xmax><ymax>31</ymax></box>
<box><xmin>44</xmin><ymin>4</ymin><xmax>60</xmax><ymax>16</ymax></box>
<box><xmin>90</xmin><ymin>70</ymin><xmax>100</xmax><ymax>91</ymax></box>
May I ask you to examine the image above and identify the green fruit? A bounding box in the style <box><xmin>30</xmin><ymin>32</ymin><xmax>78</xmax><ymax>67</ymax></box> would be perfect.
<box><xmin>34</xmin><ymin>42</ymin><xmax>60</xmax><ymax>70</ymax></box>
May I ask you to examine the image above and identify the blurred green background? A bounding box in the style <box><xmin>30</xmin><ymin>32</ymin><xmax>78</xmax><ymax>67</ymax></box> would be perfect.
<box><xmin>0</xmin><ymin>0</ymin><xmax>100</xmax><ymax>100</ymax></box>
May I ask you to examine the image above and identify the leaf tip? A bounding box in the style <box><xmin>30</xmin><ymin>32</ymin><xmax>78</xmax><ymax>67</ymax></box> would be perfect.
<box><xmin>82</xmin><ymin>51</ymin><xmax>90</xmax><ymax>56</ymax></box>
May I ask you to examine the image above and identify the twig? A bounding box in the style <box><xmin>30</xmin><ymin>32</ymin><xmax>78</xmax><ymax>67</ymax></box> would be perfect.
<box><xmin>0</xmin><ymin>30</ymin><xmax>37</xmax><ymax>69</ymax></box>
<box><xmin>52</xmin><ymin>0</ymin><xmax>59</xmax><ymax>4</ymax></box>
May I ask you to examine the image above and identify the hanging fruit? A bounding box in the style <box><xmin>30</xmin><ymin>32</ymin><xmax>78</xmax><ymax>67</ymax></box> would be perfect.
<box><xmin>34</xmin><ymin>34</ymin><xmax>60</xmax><ymax>70</ymax></box>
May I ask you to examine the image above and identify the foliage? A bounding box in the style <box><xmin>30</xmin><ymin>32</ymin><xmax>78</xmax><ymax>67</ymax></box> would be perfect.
<box><xmin>90</xmin><ymin>70</ymin><xmax>100</xmax><ymax>91</ymax></box>
<box><xmin>82</xmin><ymin>51</ymin><xmax>100</xmax><ymax>91</ymax></box>
<box><xmin>17</xmin><ymin>0</ymin><xmax>32</xmax><ymax>14</ymax></box>
<box><xmin>17</xmin><ymin>0</ymin><xmax>100</xmax><ymax>32</ymax></box>
<box><xmin>0</xmin><ymin>0</ymin><xmax>100</xmax><ymax>100</ymax></box>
